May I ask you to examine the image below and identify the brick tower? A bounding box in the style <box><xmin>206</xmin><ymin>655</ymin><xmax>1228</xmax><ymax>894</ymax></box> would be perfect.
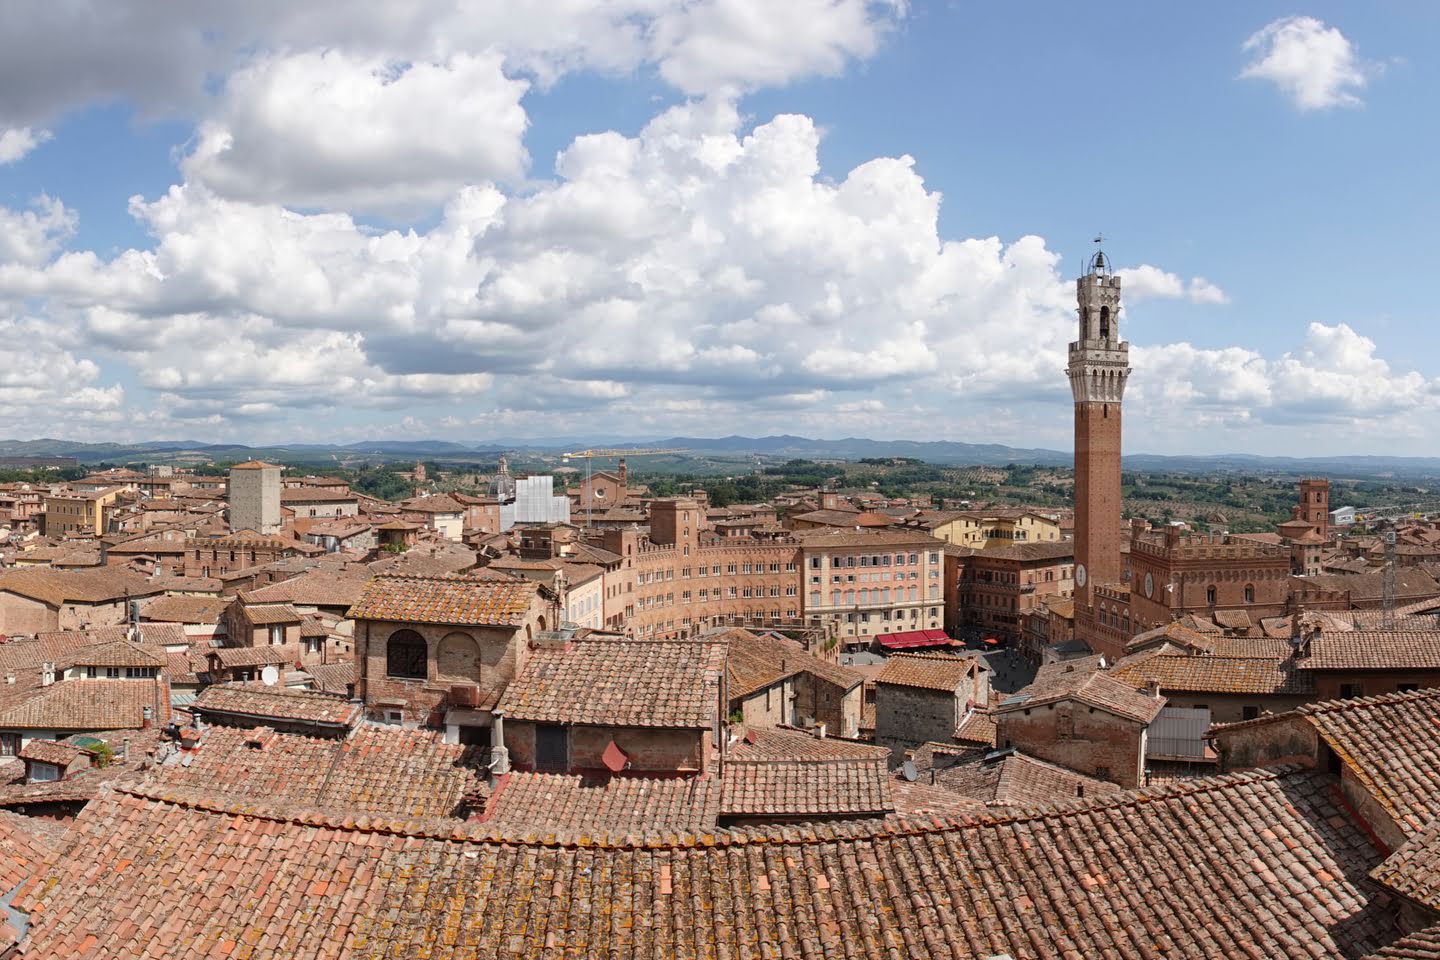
<box><xmin>1298</xmin><ymin>478</ymin><xmax>1330</xmax><ymax>540</ymax></box>
<box><xmin>1067</xmin><ymin>245</ymin><xmax>1130</xmax><ymax>611</ymax></box>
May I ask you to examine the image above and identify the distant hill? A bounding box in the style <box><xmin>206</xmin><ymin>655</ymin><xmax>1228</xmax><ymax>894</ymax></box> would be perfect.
<box><xmin>3</xmin><ymin>435</ymin><xmax>1438</xmax><ymax>478</ymax></box>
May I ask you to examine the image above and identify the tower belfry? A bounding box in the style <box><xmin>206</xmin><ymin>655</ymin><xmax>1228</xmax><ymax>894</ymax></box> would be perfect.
<box><xmin>1068</xmin><ymin>240</ymin><xmax>1131</xmax><ymax>613</ymax></box>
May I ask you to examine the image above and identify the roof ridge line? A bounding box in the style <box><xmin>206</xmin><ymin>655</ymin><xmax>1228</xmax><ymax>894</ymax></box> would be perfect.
<box><xmin>110</xmin><ymin>766</ymin><xmax>1305</xmax><ymax>850</ymax></box>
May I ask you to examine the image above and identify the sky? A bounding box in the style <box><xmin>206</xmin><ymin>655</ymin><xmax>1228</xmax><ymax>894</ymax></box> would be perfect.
<box><xmin>1</xmin><ymin>1</ymin><xmax>1437</xmax><ymax>456</ymax></box>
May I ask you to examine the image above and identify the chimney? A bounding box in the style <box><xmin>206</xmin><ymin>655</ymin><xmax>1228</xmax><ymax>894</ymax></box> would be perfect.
<box><xmin>1146</xmin><ymin>680</ymin><xmax>1162</xmax><ymax>699</ymax></box>
<box><xmin>41</xmin><ymin>662</ymin><xmax>54</xmax><ymax>687</ymax></box>
<box><xmin>142</xmin><ymin>704</ymin><xmax>154</xmax><ymax>729</ymax></box>
<box><xmin>814</xmin><ymin>723</ymin><xmax>827</xmax><ymax>740</ymax></box>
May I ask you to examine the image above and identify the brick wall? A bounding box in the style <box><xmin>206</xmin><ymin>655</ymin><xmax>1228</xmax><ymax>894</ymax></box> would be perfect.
<box><xmin>504</xmin><ymin>721</ymin><xmax>706</xmax><ymax>774</ymax></box>
<box><xmin>997</xmin><ymin>699</ymin><xmax>1149</xmax><ymax>788</ymax></box>
<box><xmin>357</xmin><ymin>614</ymin><xmax>540</xmax><ymax>724</ymax></box>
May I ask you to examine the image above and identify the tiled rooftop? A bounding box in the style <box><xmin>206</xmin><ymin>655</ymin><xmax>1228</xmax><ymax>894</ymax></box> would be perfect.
<box><xmin>498</xmin><ymin>639</ymin><xmax>726</xmax><ymax>728</ymax></box>
<box><xmin>729</xmin><ymin>726</ymin><xmax>889</xmax><ymax>762</ymax></box>
<box><xmin>1294</xmin><ymin>688</ymin><xmax>1440</xmax><ymax>836</ymax></box>
<box><xmin>239</xmin><ymin>603</ymin><xmax>304</xmax><ymax>625</ymax></box>
<box><xmin>481</xmin><ymin>772</ymin><xmax>719</xmax><ymax>837</ymax></box>
<box><xmin>721</xmin><ymin>756</ymin><xmax>893</xmax><ymax>818</ymax></box>
<box><xmin>0</xmin><ymin>808</ymin><xmax>62</xmax><ymax>890</ymax></box>
<box><xmin>150</xmin><ymin>724</ymin><xmax>482</xmax><ymax>818</ymax></box>
<box><xmin>347</xmin><ymin>574</ymin><xmax>536</xmax><ymax>626</ymax></box>
<box><xmin>8</xmin><ymin>767</ymin><xmax>1400</xmax><ymax>958</ymax></box>
<box><xmin>915</xmin><ymin>747</ymin><xmax>1121</xmax><ymax>808</ymax></box>
<box><xmin>719</xmin><ymin>627</ymin><xmax>862</xmax><ymax>700</ymax></box>
<box><xmin>999</xmin><ymin>662</ymin><xmax>1166</xmax><ymax>725</ymax></box>
<box><xmin>208</xmin><ymin>645</ymin><xmax>292</xmax><ymax>668</ymax></box>
<box><xmin>140</xmin><ymin>595</ymin><xmax>230</xmax><ymax>624</ymax></box>
<box><xmin>17</xmin><ymin>738</ymin><xmax>92</xmax><ymax>766</ymax></box>
<box><xmin>193</xmin><ymin>685</ymin><xmax>360</xmax><ymax>727</ymax></box>
<box><xmin>1110</xmin><ymin>652</ymin><xmax>1314</xmax><ymax>696</ymax></box>
<box><xmin>57</xmin><ymin>640</ymin><xmax>167</xmax><ymax>670</ymax></box>
<box><xmin>1365</xmin><ymin>925</ymin><xmax>1440</xmax><ymax>959</ymax></box>
<box><xmin>0</xmin><ymin>679</ymin><xmax>167</xmax><ymax>731</ymax></box>
<box><xmin>874</xmin><ymin>652</ymin><xmax>976</xmax><ymax>692</ymax></box>
<box><xmin>1302</xmin><ymin>630</ymin><xmax>1440</xmax><ymax>670</ymax></box>
<box><xmin>1372</xmin><ymin>817</ymin><xmax>1440</xmax><ymax>912</ymax></box>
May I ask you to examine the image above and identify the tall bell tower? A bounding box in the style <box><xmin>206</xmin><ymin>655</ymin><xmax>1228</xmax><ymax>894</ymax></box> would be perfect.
<box><xmin>1067</xmin><ymin>243</ymin><xmax>1130</xmax><ymax>611</ymax></box>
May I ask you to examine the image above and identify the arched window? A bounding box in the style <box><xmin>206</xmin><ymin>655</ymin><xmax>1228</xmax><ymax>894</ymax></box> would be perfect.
<box><xmin>436</xmin><ymin>631</ymin><xmax>481</xmax><ymax>681</ymax></box>
<box><xmin>1244</xmin><ymin>584</ymin><xmax>1255</xmax><ymax>604</ymax></box>
<box><xmin>1099</xmin><ymin>305</ymin><xmax>1111</xmax><ymax>339</ymax></box>
<box><xmin>386</xmin><ymin>629</ymin><xmax>427</xmax><ymax>679</ymax></box>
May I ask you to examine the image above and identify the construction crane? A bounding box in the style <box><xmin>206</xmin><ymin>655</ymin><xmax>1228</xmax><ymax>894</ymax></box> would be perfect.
<box><xmin>561</xmin><ymin>447</ymin><xmax>687</xmax><ymax>525</ymax></box>
<box><xmin>1382</xmin><ymin>529</ymin><xmax>1398</xmax><ymax>630</ymax></box>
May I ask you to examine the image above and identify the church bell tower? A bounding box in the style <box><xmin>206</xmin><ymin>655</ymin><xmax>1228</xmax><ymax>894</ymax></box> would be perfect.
<box><xmin>1067</xmin><ymin>243</ymin><xmax>1130</xmax><ymax>611</ymax></box>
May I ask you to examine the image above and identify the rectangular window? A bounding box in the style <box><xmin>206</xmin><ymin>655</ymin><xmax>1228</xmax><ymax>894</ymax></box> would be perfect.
<box><xmin>810</xmin><ymin>557</ymin><xmax>822</xmax><ymax>570</ymax></box>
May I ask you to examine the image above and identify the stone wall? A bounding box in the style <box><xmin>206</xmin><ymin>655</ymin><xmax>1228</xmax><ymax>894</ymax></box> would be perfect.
<box><xmin>875</xmin><ymin>683</ymin><xmax>959</xmax><ymax>759</ymax></box>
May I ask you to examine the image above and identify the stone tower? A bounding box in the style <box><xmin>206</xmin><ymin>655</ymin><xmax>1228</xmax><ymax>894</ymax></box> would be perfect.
<box><xmin>228</xmin><ymin>460</ymin><xmax>283</xmax><ymax>535</ymax></box>
<box><xmin>1067</xmin><ymin>246</ymin><xmax>1130</xmax><ymax>610</ymax></box>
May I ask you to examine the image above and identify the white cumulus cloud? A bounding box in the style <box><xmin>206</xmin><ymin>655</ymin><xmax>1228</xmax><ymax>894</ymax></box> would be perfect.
<box><xmin>1117</xmin><ymin>265</ymin><xmax>1230</xmax><ymax>305</ymax></box>
<box><xmin>1241</xmin><ymin>15</ymin><xmax>1372</xmax><ymax>111</ymax></box>
<box><xmin>182</xmin><ymin>50</ymin><xmax>530</xmax><ymax>215</ymax></box>
<box><xmin>0</xmin><ymin>126</ymin><xmax>51</xmax><ymax>164</ymax></box>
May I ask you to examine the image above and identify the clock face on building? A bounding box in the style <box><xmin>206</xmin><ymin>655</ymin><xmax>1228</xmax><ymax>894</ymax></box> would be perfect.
<box><xmin>1144</xmin><ymin>572</ymin><xmax>1155</xmax><ymax>599</ymax></box>
<box><xmin>1075</xmin><ymin>564</ymin><xmax>1087</xmax><ymax>588</ymax></box>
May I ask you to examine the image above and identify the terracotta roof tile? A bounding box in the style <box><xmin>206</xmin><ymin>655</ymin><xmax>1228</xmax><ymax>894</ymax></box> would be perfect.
<box><xmin>482</xmin><ymin>772</ymin><xmax>719</xmax><ymax>836</ymax></box>
<box><xmin>999</xmin><ymin>662</ymin><xmax>1166</xmax><ymax>725</ymax></box>
<box><xmin>140</xmin><ymin>595</ymin><xmax>230</xmax><ymax>624</ymax></box>
<box><xmin>347</xmin><ymin>574</ymin><xmax>537</xmax><ymax>626</ymax></box>
<box><xmin>498</xmin><ymin>640</ymin><xmax>726</xmax><ymax>728</ymax></box>
<box><xmin>0</xmin><ymin>808</ymin><xmax>61</xmax><ymax>890</ymax></box>
<box><xmin>17</xmin><ymin>738</ymin><xmax>93</xmax><ymax>766</ymax></box>
<box><xmin>149</xmin><ymin>724</ymin><xmax>482</xmax><ymax>818</ymax></box>
<box><xmin>305</xmin><ymin>660</ymin><xmax>357</xmax><ymax>694</ymax></box>
<box><xmin>6</xmin><ymin>767</ymin><xmax>1400</xmax><ymax>959</ymax></box>
<box><xmin>208</xmin><ymin>646</ymin><xmax>292</xmax><ymax>668</ymax></box>
<box><xmin>192</xmin><ymin>685</ymin><xmax>359</xmax><ymax>727</ymax></box>
<box><xmin>239</xmin><ymin>603</ymin><xmax>304</xmax><ymax>625</ymax></box>
<box><xmin>1302</xmin><ymin>630</ymin><xmax>1440</xmax><ymax>670</ymax></box>
<box><xmin>912</xmin><ymin>746</ymin><xmax>1121</xmax><ymax>808</ymax></box>
<box><xmin>874</xmin><ymin>652</ymin><xmax>977</xmax><ymax>692</ymax></box>
<box><xmin>0</xmin><ymin>679</ymin><xmax>168</xmax><ymax>731</ymax></box>
<box><xmin>721</xmin><ymin>757</ymin><xmax>893</xmax><ymax>818</ymax></box>
<box><xmin>729</xmin><ymin>727</ymin><xmax>889</xmax><ymax>762</ymax></box>
<box><xmin>56</xmin><ymin>640</ymin><xmax>167</xmax><ymax>671</ymax></box>
<box><xmin>718</xmin><ymin>627</ymin><xmax>862</xmax><ymax>700</ymax></box>
<box><xmin>1110</xmin><ymin>652</ymin><xmax>1314</xmax><ymax>696</ymax></box>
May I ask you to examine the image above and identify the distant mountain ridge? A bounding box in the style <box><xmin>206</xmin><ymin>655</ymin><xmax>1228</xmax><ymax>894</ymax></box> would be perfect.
<box><xmin>3</xmin><ymin>435</ymin><xmax>1439</xmax><ymax>477</ymax></box>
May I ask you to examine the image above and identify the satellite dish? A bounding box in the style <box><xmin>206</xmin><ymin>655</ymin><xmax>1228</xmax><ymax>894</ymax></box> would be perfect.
<box><xmin>260</xmin><ymin>665</ymin><xmax>280</xmax><ymax>686</ymax></box>
<box><xmin>901</xmin><ymin>760</ymin><xmax>919</xmax><ymax>783</ymax></box>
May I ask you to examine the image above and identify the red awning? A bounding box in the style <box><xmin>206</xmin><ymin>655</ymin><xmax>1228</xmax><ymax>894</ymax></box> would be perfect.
<box><xmin>877</xmin><ymin>628</ymin><xmax>955</xmax><ymax>650</ymax></box>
